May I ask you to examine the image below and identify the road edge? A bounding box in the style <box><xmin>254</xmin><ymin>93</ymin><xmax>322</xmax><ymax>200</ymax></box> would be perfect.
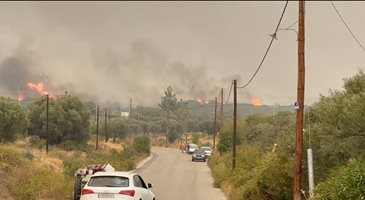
<box><xmin>136</xmin><ymin>153</ymin><xmax>154</xmax><ymax>169</ymax></box>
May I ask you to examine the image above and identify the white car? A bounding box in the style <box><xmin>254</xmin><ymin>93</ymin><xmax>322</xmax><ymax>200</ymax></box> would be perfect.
<box><xmin>200</xmin><ymin>146</ymin><xmax>212</xmax><ymax>157</ymax></box>
<box><xmin>80</xmin><ymin>171</ymin><xmax>155</xmax><ymax>200</ymax></box>
<box><xmin>187</xmin><ymin>143</ymin><xmax>198</xmax><ymax>154</ymax></box>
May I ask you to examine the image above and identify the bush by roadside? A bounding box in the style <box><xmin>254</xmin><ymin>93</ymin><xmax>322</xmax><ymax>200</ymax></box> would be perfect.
<box><xmin>314</xmin><ymin>160</ymin><xmax>365</xmax><ymax>200</ymax></box>
<box><xmin>0</xmin><ymin>136</ymin><xmax>151</xmax><ymax>200</ymax></box>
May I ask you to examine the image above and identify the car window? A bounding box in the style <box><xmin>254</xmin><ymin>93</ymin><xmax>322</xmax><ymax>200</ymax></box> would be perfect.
<box><xmin>201</xmin><ymin>147</ymin><xmax>211</xmax><ymax>151</ymax></box>
<box><xmin>194</xmin><ymin>149</ymin><xmax>205</xmax><ymax>154</ymax></box>
<box><xmin>133</xmin><ymin>175</ymin><xmax>147</xmax><ymax>189</ymax></box>
<box><xmin>88</xmin><ymin>176</ymin><xmax>129</xmax><ymax>187</ymax></box>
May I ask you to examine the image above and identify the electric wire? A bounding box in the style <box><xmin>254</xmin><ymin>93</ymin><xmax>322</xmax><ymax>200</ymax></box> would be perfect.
<box><xmin>237</xmin><ymin>0</ymin><xmax>289</xmax><ymax>89</ymax></box>
<box><xmin>330</xmin><ymin>0</ymin><xmax>365</xmax><ymax>53</ymax></box>
<box><xmin>225</xmin><ymin>81</ymin><xmax>233</xmax><ymax>105</ymax></box>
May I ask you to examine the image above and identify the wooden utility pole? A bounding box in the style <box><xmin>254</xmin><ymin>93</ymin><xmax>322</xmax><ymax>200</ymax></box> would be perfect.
<box><xmin>213</xmin><ymin>97</ymin><xmax>218</xmax><ymax>150</ymax></box>
<box><xmin>185</xmin><ymin>102</ymin><xmax>189</xmax><ymax>145</ymax></box>
<box><xmin>165</xmin><ymin>104</ymin><xmax>169</xmax><ymax>148</ymax></box>
<box><xmin>46</xmin><ymin>94</ymin><xmax>49</xmax><ymax>155</ymax></box>
<box><xmin>232</xmin><ymin>80</ymin><xmax>237</xmax><ymax>170</ymax></box>
<box><xmin>105</xmin><ymin>109</ymin><xmax>108</xmax><ymax>142</ymax></box>
<box><xmin>220</xmin><ymin>88</ymin><xmax>224</xmax><ymax>130</ymax></box>
<box><xmin>129</xmin><ymin>98</ymin><xmax>133</xmax><ymax>115</ymax></box>
<box><xmin>294</xmin><ymin>1</ymin><xmax>305</xmax><ymax>199</ymax></box>
<box><xmin>96</xmin><ymin>105</ymin><xmax>99</xmax><ymax>150</ymax></box>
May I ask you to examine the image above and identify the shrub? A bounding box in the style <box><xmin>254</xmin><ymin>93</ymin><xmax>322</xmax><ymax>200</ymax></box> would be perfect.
<box><xmin>133</xmin><ymin>135</ymin><xmax>150</xmax><ymax>155</ymax></box>
<box><xmin>314</xmin><ymin>160</ymin><xmax>365</xmax><ymax>200</ymax></box>
<box><xmin>28</xmin><ymin>135</ymin><xmax>45</xmax><ymax>149</ymax></box>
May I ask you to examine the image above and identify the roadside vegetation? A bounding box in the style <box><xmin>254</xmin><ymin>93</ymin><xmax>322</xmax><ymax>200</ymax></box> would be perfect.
<box><xmin>0</xmin><ymin>93</ymin><xmax>152</xmax><ymax>200</ymax></box>
<box><xmin>0</xmin><ymin>135</ymin><xmax>150</xmax><ymax>200</ymax></box>
<box><xmin>209</xmin><ymin>70</ymin><xmax>365</xmax><ymax>200</ymax></box>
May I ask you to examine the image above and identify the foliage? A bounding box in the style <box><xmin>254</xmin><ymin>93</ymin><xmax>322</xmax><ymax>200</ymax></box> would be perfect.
<box><xmin>0</xmin><ymin>146</ymin><xmax>25</xmax><ymax>172</ymax></box>
<box><xmin>314</xmin><ymin>160</ymin><xmax>365</xmax><ymax>200</ymax></box>
<box><xmin>10</xmin><ymin>165</ymin><xmax>71</xmax><ymax>200</ymax></box>
<box><xmin>197</xmin><ymin>120</ymin><xmax>218</xmax><ymax>135</ymax></box>
<box><xmin>28</xmin><ymin>135</ymin><xmax>45</xmax><ymax>149</ymax></box>
<box><xmin>158</xmin><ymin>85</ymin><xmax>178</xmax><ymax>112</ymax></box>
<box><xmin>309</xmin><ymin>69</ymin><xmax>365</xmax><ymax>181</ymax></box>
<box><xmin>109</xmin><ymin>119</ymin><xmax>128</xmax><ymax>140</ymax></box>
<box><xmin>192</xmin><ymin>133</ymin><xmax>200</xmax><ymax>145</ymax></box>
<box><xmin>217</xmin><ymin>129</ymin><xmax>232</xmax><ymax>154</ymax></box>
<box><xmin>27</xmin><ymin>95</ymin><xmax>91</xmax><ymax>145</ymax></box>
<box><xmin>209</xmin><ymin>70</ymin><xmax>365</xmax><ymax>200</ymax></box>
<box><xmin>132</xmin><ymin>135</ymin><xmax>151</xmax><ymax>155</ymax></box>
<box><xmin>0</xmin><ymin>97</ymin><xmax>28</xmax><ymax>142</ymax></box>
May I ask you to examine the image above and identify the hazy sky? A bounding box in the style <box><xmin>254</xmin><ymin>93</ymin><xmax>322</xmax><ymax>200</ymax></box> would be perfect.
<box><xmin>0</xmin><ymin>1</ymin><xmax>364</xmax><ymax>107</ymax></box>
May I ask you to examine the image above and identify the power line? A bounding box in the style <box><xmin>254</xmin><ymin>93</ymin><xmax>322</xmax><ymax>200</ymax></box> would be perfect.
<box><xmin>237</xmin><ymin>0</ymin><xmax>289</xmax><ymax>89</ymax></box>
<box><xmin>225</xmin><ymin>81</ymin><xmax>233</xmax><ymax>104</ymax></box>
<box><xmin>330</xmin><ymin>1</ymin><xmax>365</xmax><ymax>53</ymax></box>
<box><xmin>287</xmin><ymin>20</ymin><xmax>298</xmax><ymax>29</ymax></box>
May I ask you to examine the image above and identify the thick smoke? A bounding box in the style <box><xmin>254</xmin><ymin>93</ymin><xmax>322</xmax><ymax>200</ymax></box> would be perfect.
<box><xmin>0</xmin><ymin>39</ymin><xmax>234</xmax><ymax>107</ymax></box>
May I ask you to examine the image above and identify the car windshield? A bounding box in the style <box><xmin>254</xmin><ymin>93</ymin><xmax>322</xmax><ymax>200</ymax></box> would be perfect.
<box><xmin>201</xmin><ymin>147</ymin><xmax>211</xmax><ymax>151</ymax></box>
<box><xmin>194</xmin><ymin>149</ymin><xmax>205</xmax><ymax>154</ymax></box>
<box><xmin>88</xmin><ymin>176</ymin><xmax>129</xmax><ymax>187</ymax></box>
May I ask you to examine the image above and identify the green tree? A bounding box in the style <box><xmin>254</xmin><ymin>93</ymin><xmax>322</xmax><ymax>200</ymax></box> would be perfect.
<box><xmin>158</xmin><ymin>86</ymin><xmax>178</xmax><ymax>146</ymax></box>
<box><xmin>309</xmin><ymin>70</ymin><xmax>365</xmax><ymax>181</ymax></box>
<box><xmin>109</xmin><ymin>119</ymin><xmax>128</xmax><ymax>141</ymax></box>
<box><xmin>314</xmin><ymin>160</ymin><xmax>365</xmax><ymax>200</ymax></box>
<box><xmin>28</xmin><ymin>96</ymin><xmax>91</xmax><ymax>144</ymax></box>
<box><xmin>0</xmin><ymin>97</ymin><xmax>28</xmax><ymax>142</ymax></box>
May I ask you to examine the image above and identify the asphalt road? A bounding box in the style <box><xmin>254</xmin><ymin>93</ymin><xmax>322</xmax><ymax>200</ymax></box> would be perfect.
<box><xmin>136</xmin><ymin>147</ymin><xmax>227</xmax><ymax>200</ymax></box>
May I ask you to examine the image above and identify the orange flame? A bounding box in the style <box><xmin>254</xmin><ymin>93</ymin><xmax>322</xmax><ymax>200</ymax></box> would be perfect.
<box><xmin>27</xmin><ymin>82</ymin><xmax>56</xmax><ymax>99</ymax></box>
<box><xmin>27</xmin><ymin>82</ymin><xmax>48</xmax><ymax>95</ymax></box>
<box><xmin>195</xmin><ymin>97</ymin><xmax>209</xmax><ymax>105</ymax></box>
<box><xmin>17</xmin><ymin>95</ymin><xmax>25</xmax><ymax>102</ymax></box>
<box><xmin>195</xmin><ymin>97</ymin><xmax>203</xmax><ymax>104</ymax></box>
<box><xmin>251</xmin><ymin>98</ymin><xmax>263</xmax><ymax>106</ymax></box>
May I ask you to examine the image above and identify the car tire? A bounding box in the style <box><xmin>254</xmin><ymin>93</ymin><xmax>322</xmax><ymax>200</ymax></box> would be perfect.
<box><xmin>73</xmin><ymin>176</ymin><xmax>82</xmax><ymax>200</ymax></box>
<box><xmin>192</xmin><ymin>158</ymin><xmax>194</xmax><ymax>162</ymax></box>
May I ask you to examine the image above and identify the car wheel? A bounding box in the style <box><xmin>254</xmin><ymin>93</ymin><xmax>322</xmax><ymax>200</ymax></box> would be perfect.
<box><xmin>73</xmin><ymin>176</ymin><xmax>82</xmax><ymax>200</ymax></box>
<box><xmin>192</xmin><ymin>158</ymin><xmax>194</xmax><ymax>162</ymax></box>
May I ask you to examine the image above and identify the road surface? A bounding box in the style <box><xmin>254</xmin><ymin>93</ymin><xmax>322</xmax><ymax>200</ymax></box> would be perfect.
<box><xmin>136</xmin><ymin>147</ymin><xmax>226</xmax><ymax>200</ymax></box>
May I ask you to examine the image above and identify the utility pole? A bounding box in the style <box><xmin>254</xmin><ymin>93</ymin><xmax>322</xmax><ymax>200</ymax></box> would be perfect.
<box><xmin>185</xmin><ymin>102</ymin><xmax>189</xmax><ymax>145</ymax></box>
<box><xmin>165</xmin><ymin>103</ymin><xmax>169</xmax><ymax>148</ymax></box>
<box><xmin>213</xmin><ymin>97</ymin><xmax>217</xmax><ymax>150</ymax></box>
<box><xmin>46</xmin><ymin>94</ymin><xmax>49</xmax><ymax>155</ymax></box>
<box><xmin>232</xmin><ymin>80</ymin><xmax>237</xmax><ymax>170</ymax></box>
<box><xmin>105</xmin><ymin>109</ymin><xmax>108</xmax><ymax>142</ymax></box>
<box><xmin>294</xmin><ymin>1</ymin><xmax>305</xmax><ymax>200</ymax></box>
<box><xmin>220</xmin><ymin>88</ymin><xmax>224</xmax><ymax>130</ymax></box>
<box><xmin>129</xmin><ymin>98</ymin><xmax>133</xmax><ymax>115</ymax></box>
<box><xmin>96</xmin><ymin>105</ymin><xmax>99</xmax><ymax>150</ymax></box>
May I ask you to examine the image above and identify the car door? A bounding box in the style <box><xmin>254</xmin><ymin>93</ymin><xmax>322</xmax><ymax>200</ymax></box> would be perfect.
<box><xmin>133</xmin><ymin>175</ymin><xmax>151</xmax><ymax>200</ymax></box>
<box><xmin>138</xmin><ymin>175</ymin><xmax>154</xmax><ymax>200</ymax></box>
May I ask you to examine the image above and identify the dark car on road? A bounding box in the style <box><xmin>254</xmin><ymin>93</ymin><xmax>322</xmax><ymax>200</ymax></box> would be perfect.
<box><xmin>192</xmin><ymin>149</ymin><xmax>207</xmax><ymax>162</ymax></box>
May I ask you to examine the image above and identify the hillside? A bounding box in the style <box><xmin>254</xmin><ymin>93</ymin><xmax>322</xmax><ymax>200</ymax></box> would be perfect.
<box><xmin>186</xmin><ymin>100</ymin><xmax>295</xmax><ymax>120</ymax></box>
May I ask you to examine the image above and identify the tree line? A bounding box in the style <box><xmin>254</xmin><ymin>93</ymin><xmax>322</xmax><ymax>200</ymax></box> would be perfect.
<box><xmin>0</xmin><ymin>86</ymin><xmax>218</xmax><ymax>146</ymax></box>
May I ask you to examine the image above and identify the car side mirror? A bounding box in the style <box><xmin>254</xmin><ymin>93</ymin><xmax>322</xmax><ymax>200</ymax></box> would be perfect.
<box><xmin>148</xmin><ymin>183</ymin><xmax>153</xmax><ymax>188</ymax></box>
